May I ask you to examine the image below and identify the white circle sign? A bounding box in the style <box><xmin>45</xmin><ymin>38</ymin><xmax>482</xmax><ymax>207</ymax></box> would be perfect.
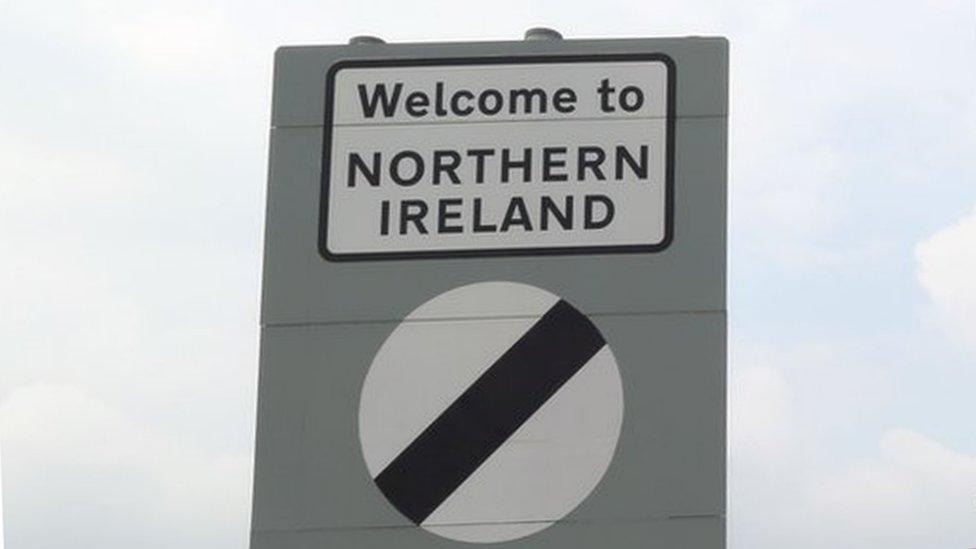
<box><xmin>359</xmin><ymin>281</ymin><xmax>624</xmax><ymax>543</ymax></box>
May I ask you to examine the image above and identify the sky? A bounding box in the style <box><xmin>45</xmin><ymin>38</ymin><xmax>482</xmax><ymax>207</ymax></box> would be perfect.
<box><xmin>1</xmin><ymin>0</ymin><xmax>975</xmax><ymax>548</ymax></box>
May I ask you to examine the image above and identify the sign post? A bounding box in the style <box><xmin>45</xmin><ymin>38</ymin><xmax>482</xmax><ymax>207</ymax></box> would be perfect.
<box><xmin>252</xmin><ymin>32</ymin><xmax>727</xmax><ymax>549</ymax></box>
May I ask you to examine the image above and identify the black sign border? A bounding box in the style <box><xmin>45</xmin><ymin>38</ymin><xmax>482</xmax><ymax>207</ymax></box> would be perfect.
<box><xmin>320</xmin><ymin>53</ymin><xmax>676</xmax><ymax>262</ymax></box>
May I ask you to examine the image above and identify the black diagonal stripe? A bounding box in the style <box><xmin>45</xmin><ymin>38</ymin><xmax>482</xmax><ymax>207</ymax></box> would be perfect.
<box><xmin>373</xmin><ymin>299</ymin><xmax>606</xmax><ymax>525</ymax></box>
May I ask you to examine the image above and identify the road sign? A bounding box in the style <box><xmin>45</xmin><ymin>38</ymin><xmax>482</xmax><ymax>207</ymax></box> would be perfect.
<box><xmin>359</xmin><ymin>282</ymin><xmax>623</xmax><ymax>542</ymax></box>
<box><xmin>252</xmin><ymin>33</ymin><xmax>727</xmax><ymax>549</ymax></box>
<box><xmin>322</xmin><ymin>55</ymin><xmax>674</xmax><ymax>260</ymax></box>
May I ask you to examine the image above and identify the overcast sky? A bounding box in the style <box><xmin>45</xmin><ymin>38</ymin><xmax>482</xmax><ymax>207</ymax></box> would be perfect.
<box><xmin>1</xmin><ymin>1</ymin><xmax>975</xmax><ymax>548</ymax></box>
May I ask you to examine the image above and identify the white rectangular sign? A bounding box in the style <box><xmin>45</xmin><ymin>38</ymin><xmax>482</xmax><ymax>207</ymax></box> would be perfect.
<box><xmin>320</xmin><ymin>54</ymin><xmax>674</xmax><ymax>260</ymax></box>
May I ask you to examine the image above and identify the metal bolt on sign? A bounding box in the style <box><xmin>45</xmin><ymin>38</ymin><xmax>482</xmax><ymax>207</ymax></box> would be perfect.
<box><xmin>524</xmin><ymin>27</ymin><xmax>563</xmax><ymax>41</ymax></box>
<box><xmin>349</xmin><ymin>35</ymin><xmax>386</xmax><ymax>45</ymax></box>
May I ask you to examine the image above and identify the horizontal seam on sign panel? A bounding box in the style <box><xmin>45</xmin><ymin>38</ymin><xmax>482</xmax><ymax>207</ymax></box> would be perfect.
<box><xmin>347</xmin><ymin>62</ymin><xmax>673</xmax><ymax>73</ymax></box>
<box><xmin>667</xmin><ymin>512</ymin><xmax>725</xmax><ymax>520</ymax></box>
<box><xmin>270</xmin><ymin>113</ymin><xmax>727</xmax><ymax>130</ymax></box>
<box><xmin>422</xmin><ymin>513</ymin><xmax>724</xmax><ymax>527</ymax></box>
<box><xmin>262</xmin><ymin>308</ymin><xmax>726</xmax><ymax>329</ymax></box>
<box><xmin>254</xmin><ymin>513</ymin><xmax>725</xmax><ymax>534</ymax></box>
<box><xmin>331</xmin><ymin>115</ymin><xmax>669</xmax><ymax>128</ymax></box>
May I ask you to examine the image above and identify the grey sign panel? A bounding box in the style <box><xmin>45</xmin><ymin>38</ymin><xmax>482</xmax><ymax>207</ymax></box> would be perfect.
<box><xmin>252</xmin><ymin>35</ymin><xmax>727</xmax><ymax>549</ymax></box>
<box><xmin>271</xmin><ymin>38</ymin><xmax>727</xmax><ymax>126</ymax></box>
<box><xmin>253</xmin><ymin>516</ymin><xmax>724</xmax><ymax>549</ymax></box>
<box><xmin>262</xmin><ymin>115</ymin><xmax>726</xmax><ymax>325</ymax></box>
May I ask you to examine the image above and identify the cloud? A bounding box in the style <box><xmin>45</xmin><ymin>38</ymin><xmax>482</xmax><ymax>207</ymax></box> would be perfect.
<box><xmin>1</xmin><ymin>442</ymin><xmax>4</xmax><ymax>549</ymax></box>
<box><xmin>916</xmin><ymin>205</ymin><xmax>976</xmax><ymax>350</ymax></box>
<box><xmin>0</xmin><ymin>386</ymin><xmax>250</xmax><ymax>549</ymax></box>
<box><xmin>731</xmin><ymin>358</ymin><xmax>976</xmax><ymax>549</ymax></box>
<box><xmin>807</xmin><ymin>429</ymin><xmax>976</xmax><ymax>546</ymax></box>
<box><xmin>730</xmin><ymin>363</ymin><xmax>794</xmax><ymax>462</ymax></box>
<box><xmin>730</xmin><ymin>0</ymin><xmax>976</xmax><ymax>269</ymax></box>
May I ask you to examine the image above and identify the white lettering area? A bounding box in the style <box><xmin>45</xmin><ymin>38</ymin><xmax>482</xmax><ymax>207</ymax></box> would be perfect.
<box><xmin>323</xmin><ymin>58</ymin><xmax>672</xmax><ymax>258</ymax></box>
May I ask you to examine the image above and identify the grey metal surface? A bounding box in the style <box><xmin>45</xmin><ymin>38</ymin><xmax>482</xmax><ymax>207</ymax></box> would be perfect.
<box><xmin>252</xmin><ymin>35</ymin><xmax>727</xmax><ymax>549</ymax></box>
<box><xmin>271</xmin><ymin>37</ymin><xmax>728</xmax><ymax>128</ymax></box>
<box><xmin>252</xmin><ymin>312</ymin><xmax>724</xmax><ymax>533</ymax></box>
<box><xmin>253</xmin><ymin>515</ymin><xmax>724</xmax><ymax>549</ymax></box>
<box><xmin>261</xmin><ymin>115</ymin><xmax>727</xmax><ymax>325</ymax></box>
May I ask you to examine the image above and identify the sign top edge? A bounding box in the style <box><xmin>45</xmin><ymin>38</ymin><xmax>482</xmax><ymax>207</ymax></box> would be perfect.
<box><xmin>270</xmin><ymin>35</ymin><xmax>728</xmax><ymax>128</ymax></box>
<box><xmin>275</xmin><ymin>35</ymin><xmax>728</xmax><ymax>55</ymax></box>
